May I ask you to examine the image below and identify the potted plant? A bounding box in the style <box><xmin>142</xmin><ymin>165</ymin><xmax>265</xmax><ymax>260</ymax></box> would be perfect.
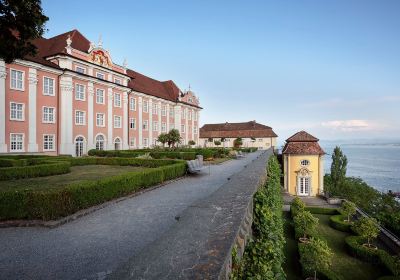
<box><xmin>300</xmin><ymin>237</ymin><xmax>333</xmax><ymax>280</ymax></box>
<box><xmin>294</xmin><ymin>210</ymin><xmax>319</xmax><ymax>243</ymax></box>
<box><xmin>188</xmin><ymin>140</ymin><xmax>195</xmax><ymax>147</ymax></box>
<box><xmin>341</xmin><ymin>200</ymin><xmax>356</xmax><ymax>223</ymax></box>
<box><xmin>353</xmin><ymin>217</ymin><xmax>380</xmax><ymax>249</ymax></box>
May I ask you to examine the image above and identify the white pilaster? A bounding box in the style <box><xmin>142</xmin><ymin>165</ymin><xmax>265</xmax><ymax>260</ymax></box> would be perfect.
<box><xmin>138</xmin><ymin>96</ymin><xmax>143</xmax><ymax>148</ymax></box>
<box><xmin>185</xmin><ymin>108</ymin><xmax>189</xmax><ymax>144</ymax></box>
<box><xmin>166</xmin><ymin>104</ymin><xmax>170</xmax><ymax>132</ymax></box>
<box><xmin>59</xmin><ymin>75</ymin><xmax>74</xmax><ymax>155</ymax></box>
<box><xmin>87</xmin><ymin>82</ymin><xmax>94</xmax><ymax>150</ymax></box>
<box><xmin>175</xmin><ymin>105</ymin><xmax>181</xmax><ymax>133</ymax></box>
<box><xmin>123</xmin><ymin>92</ymin><xmax>129</xmax><ymax>149</ymax></box>
<box><xmin>148</xmin><ymin>99</ymin><xmax>153</xmax><ymax>146</ymax></box>
<box><xmin>158</xmin><ymin>101</ymin><xmax>162</xmax><ymax>133</ymax></box>
<box><xmin>0</xmin><ymin>60</ymin><xmax>7</xmax><ymax>152</ymax></box>
<box><xmin>107</xmin><ymin>88</ymin><xmax>113</xmax><ymax>150</ymax></box>
<box><xmin>27</xmin><ymin>68</ymin><xmax>38</xmax><ymax>152</ymax></box>
<box><xmin>319</xmin><ymin>155</ymin><xmax>325</xmax><ymax>194</ymax></box>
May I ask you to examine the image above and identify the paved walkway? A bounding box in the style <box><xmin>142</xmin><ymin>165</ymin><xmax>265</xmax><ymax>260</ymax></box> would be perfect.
<box><xmin>0</xmin><ymin>151</ymin><xmax>265</xmax><ymax>280</ymax></box>
<box><xmin>282</xmin><ymin>192</ymin><xmax>339</xmax><ymax>208</ymax></box>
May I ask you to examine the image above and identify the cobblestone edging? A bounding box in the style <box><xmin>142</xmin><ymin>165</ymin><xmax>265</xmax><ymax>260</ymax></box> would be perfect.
<box><xmin>109</xmin><ymin>149</ymin><xmax>272</xmax><ymax>280</ymax></box>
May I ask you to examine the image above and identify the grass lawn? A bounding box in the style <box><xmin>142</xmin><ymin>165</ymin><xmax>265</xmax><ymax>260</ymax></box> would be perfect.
<box><xmin>0</xmin><ymin>165</ymin><xmax>147</xmax><ymax>191</ymax></box>
<box><xmin>314</xmin><ymin>214</ymin><xmax>386</xmax><ymax>280</ymax></box>
<box><xmin>283</xmin><ymin>211</ymin><xmax>303</xmax><ymax>280</ymax></box>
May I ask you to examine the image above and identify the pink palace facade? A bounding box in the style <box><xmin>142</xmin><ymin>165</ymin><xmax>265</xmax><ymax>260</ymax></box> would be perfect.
<box><xmin>0</xmin><ymin>30</ymin><xmax>201</xmax><ymax>157</ymax></box>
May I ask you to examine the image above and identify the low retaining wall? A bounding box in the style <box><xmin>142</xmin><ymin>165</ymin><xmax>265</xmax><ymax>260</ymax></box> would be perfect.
<box><xmin>110</xmin><ymin>149</ymin><xmax>271</xmax><ymax>280</ymax></box>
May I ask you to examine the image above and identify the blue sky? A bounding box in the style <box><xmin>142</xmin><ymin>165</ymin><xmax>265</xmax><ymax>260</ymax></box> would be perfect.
<box><xmin>42</xmin><ymin>0</ymin><xmax>400</xmax><ymax>141</ymax></box>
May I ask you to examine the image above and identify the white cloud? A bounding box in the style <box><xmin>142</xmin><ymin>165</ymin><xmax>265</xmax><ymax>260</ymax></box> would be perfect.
<box><xmin>320</xmin><ymin>119</ymin><xmax>377</xmax><ymax>132</ymax></box>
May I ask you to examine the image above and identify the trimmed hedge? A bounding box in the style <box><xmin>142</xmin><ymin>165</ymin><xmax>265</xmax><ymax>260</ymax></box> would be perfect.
<box><xmin>330</xmin><ymin>215</ymin><xmax>352</xmax><ymax>232</ymax></box>
<box><xmin>305</xmin><ymin>207</ymin><xmax>339</xmax><ymax>215</ymax></box>
<box><xmin>345</xmin><ymin>236</ymin><xmax>400</xmax><ymax>276</ymax></box>
<box><xmin>0</xmin><ymin>161</ymin><xmax>71</xmax><ymax>180</ymax></box>
<box><xmin>0</xmin><ymin>159</ymin><xmax>186</xmax><ymax>220</ymax></box>
<box><xmin>87</xmin><ymin>149</ymin><xmax>196</xmax><ymax>160</ymax></box>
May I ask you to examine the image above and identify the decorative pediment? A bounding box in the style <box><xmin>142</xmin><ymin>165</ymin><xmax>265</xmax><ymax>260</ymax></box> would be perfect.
<box><xmin>296</xmin><ymin>167</ymin><xmax>312</xmax><ymax>176</ymax></box>
<box><xmin>88</xmin><ymin>48</ymin><xmax>112</xmax><ymax>68</ymax></box>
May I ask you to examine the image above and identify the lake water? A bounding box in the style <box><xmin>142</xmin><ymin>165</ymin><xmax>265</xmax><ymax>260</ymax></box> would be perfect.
<box><xmin>320</xmin><ymin>141</ymin><xmax>400</xmax><ymax>193</ymax></box>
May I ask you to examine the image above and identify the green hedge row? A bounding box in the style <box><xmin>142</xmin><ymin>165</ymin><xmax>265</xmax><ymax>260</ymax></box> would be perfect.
<box><xmin>329</xmin><ymin>215</ymin><xmax>352</xmax><ymax>232</ymax></box>
<box><xmin>0</xmin><ymin>160</ymin><xmax>186</xmax><ymax>220</ymax></box>
<box><xmin>87</xmin><ymin>149</ymin><xmax>196</xmax><ymax>160</ymax></box>
<box><xmin>231</xmin><ymin>156</ymin><xmax>285</xmax><ymax>279</ymax></box>
<box><xmin>345</xmin><ymin>236</ymin><xmax>399</xmax><ymax>276</ymax></box>
<box><xmin>0</xmin><ymin>161</ymin><xmax>71</xmax><ymax>181</ymax></box>
<box><xmin>305</xmin><ymin>207</ymin><xmax>339</xmax><ymax>215</ymax></box>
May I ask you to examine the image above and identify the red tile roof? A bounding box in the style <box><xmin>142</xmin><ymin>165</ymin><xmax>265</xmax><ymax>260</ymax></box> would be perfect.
<box><xmin>282</xmin><ymin>130</ymin><xmax>325</xmax><ymax>155</ymax></box>
<box><xmin>200</xmin><ymin>121</ymin><xmax>277</xmax><ymax>138</ymax></box>
<box><xmin>20</xmin><ymin>29</ymin><xmax>193</xmax><ymax>104</ymax></box>
<box><xmin>286</xmin><ymin>130</ymin><xmax>319</xmax><ymax>142</ymax></box>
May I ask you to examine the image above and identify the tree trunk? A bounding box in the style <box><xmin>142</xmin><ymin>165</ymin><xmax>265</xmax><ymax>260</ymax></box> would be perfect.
<box><xmin>314</xmin><ymin>270</ymin><xmax>317</xmax><ymax>280</ymax></box>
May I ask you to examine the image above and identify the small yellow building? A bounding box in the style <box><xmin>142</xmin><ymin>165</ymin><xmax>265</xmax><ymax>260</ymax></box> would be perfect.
<box><xmin>282</xmin><ymin>131</ymin><xmax>325</xmax><ymax>197</ymax></box>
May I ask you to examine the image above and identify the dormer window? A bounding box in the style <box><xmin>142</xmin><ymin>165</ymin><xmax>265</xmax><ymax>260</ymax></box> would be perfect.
<box><xmin>96</xmin><ymin>72</ymin><xmax>105</xmax><ymax>79</ymax></box>
<box><xmin>76</xmin><ymin>66</ymin><xmax>86</xmax><ymax>74</ymax></box>
<box><xmin>300</xmin><ymin>159</ymin><xmax>310</xmax><ymax>167</ymax></box>
<box><xmin>188</xmin><ymin>97</ymin><xmax>193</xmax><ymax>103</ymax></box>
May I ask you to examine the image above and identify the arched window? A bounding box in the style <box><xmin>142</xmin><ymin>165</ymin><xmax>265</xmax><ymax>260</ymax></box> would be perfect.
<box><xmin>75</xmin><ymin>136</ymin><xmax>85</xmax><ymax>157</ymax></box>
<box><xmin>96</xmin><ymin>135</ymin><xmax>105</xmax><ymax>150</ymax></box>
<box><xmin>300</xmin><ymin>159</ymin><xmax>310</xmax><ymax>166</ymax></box>
<box><xmin>114</xmin><ymin>137</ymin><xmax>121</xmax><ymax>150</ymax></box>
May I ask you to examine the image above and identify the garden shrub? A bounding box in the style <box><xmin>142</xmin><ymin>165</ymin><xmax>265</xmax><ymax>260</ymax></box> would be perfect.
<box><xmin>0</xmin><ymin>161</ymin><xmax>71</xmax><ymax>180</ymax></box>
<box><xmin>87</xmin><ymin>149</ymin><xmax>196</xmax><ymax>160</ymax></box>
<box><xmin>329</xmin><ymin>215</ymin><xmax>352</xmax><ymax>232</ymax></box>
<box><xmin>290</xmin><ymin>196</ymin><xmax>305</xmax><ymax>218</ymax></box>
<box><xmin>231</xmin><ymin>156</ymin><xmax>285</xmax><ymax>279</ymax></box>
<box><xmin>0</xmin><ymin>161</ymin><xmax>186</xmax><ymax>220</ymax></box>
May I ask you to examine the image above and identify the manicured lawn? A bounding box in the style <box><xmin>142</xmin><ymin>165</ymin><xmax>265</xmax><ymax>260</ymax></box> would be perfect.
<box><xmin>283</xmin><ymin>211</ymin><xmax>303</xmax><ymax>280</ymax></box>
<box><xmin>314</xmin><ymin>214</ymin><xmax>386</xmax><ymax>280</ymax></box>
<box><xmin>0</xmin><ymin>165</ymin><xmax>147</xmax><ymax>191</ymax></box>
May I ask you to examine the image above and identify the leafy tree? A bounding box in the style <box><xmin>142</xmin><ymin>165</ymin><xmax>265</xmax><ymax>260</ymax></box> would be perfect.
<box><xmin>157</xmin><ymin>133</ymin><xmax>168</xmax><ymax>147</ymax></box>
<box><xmin>188</xmin><ymin>140</ymin><xmax>195</xmax><ymax>146</ymax></box>
<box><xmin>341</xmin><ymin>200</ymin><xmax>357</xmax><ymax>222</ymax></box>
<box><xmin>300</xmin><ymin>237</ymin><xmax>333</xmax><ymax>280</ymax></box>
<box><xmin>294</xmin><ymin>210</ymin><xmax>319</xmax><ymax>240</ymax></box>
<box><xmin>330</xmin><ymin>146</ymin><xmax>348</xmax><ymax>191</ymax></box>
<box><xmin>213</xmin><ymin>140</ymin><xmax>221</xmax><ymax>147</ymax></box>
<box><xmin>167</xmin><ymin>129</ymin><xmax>181</xmax><ymax>148</ymax></box>
<box><xmin>353</xmin><ymin>217</ymin><xmax>380</xmax><ymax>248</ymax></box>
<box><xmin>233</xmin><ymin>137</ymin><xmax>243</xmax><ymax>148</ymax></box>
<box><xmin>0</xmin><ymin>0</ymin><xmax>48</xmax><ymax>63</ymax></box>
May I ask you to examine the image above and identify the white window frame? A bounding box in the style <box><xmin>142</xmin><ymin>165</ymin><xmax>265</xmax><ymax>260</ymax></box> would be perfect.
<box><xmin>189</xmin><ymin>110</ymin><xmax>192</xmax><ymax>120</ymax></box>
<box><xmin>10</xmin><ymin>133</ymin><xmax>24</xmax><ymax>152</ymax></box>
<box><xmin>300</xmin><ymin>159</ymin><xmax>310</xmax><ymax>167</ymax></box>
<box><xmin>169</xmin><ymin>108</ymin><xmax>174</xmax><ymax>118</ymax></box>
<box><xmin>161</xmin><ymin>105</ymin><xmax>166</xmax><ymax>116</ymax></box>
<box><xmin>153</xmin><ymin>121</ymin><xmax>158</xmax><ymax>131</ymax></box>
<box><xmin>129</xmin><ymin>118</ymin><xmax>136</xmax><ymax>129</ymax></box>
<box><xmin>96</xmin><ymin>72</ymin><xmax>105</xmax><ymax>79</ymax></box>
<box><xmin>75</xmin><ymin>110</ymin><xmax>86</xmax><ymax>125</ymax></box>
<box><xmin>10</xmin><ymin>102</ymin><xmax>25</xmax><ymax>121</ymax></box>
<box><xmin>75</xmin><ymin>66</ymin><xmax>86</xmax><ymax>74</ymax></box>
<box><xmin>95</xmin><ymin>134</ymin><xmax>106</xmax><ymax>150</ymax></box>
<box><xmin>152</xmin><ymin>103</ymin><xmax>158</xmax><ymax>115</ymax></box>
<box><xmin>130</xmin><ymin>97</ymin><xmax>136</xmax><ymax>111</ymax></box>
<box><xmin>114</xmin><ymin>115</ymin><xmax>122</xmax><ymax>128</ymax></box>
<box><xmin>114</xmin><ymin>78</ymin><xmax>121</xmax><ymax>85</ymax></box>
<box><xmin>130</xmin><ymin>137</ymin><xmax>136</xmax><ymax>147</ymax></box>
<box><xmin>181</xmin><ymin>124</ymin><xmax>185</xmax><ymax>133</ymax></box>
<box><xmin>143</xmin><ymin>138</ymin><xmax>149</xmax><ymax>147</ymax></box>
<box><xmin>143</xmin><ymin>100</ymin><xmax>149</xmax><ymax>113</ymax></box>
<box><xmin>96</xmin><ymin>89</ymin><xmax>105</xmax><ymax>104</ymax></box>
<box><xmin>43</xmin><ymin>76</ymin><xmax>55</xmax><ymax>96</ymax></box>
<box><xmin>10</xmin><ymin>69</ymin><xmax>24</xmax><ymax>91</ymax></box>
<box><xmin>194</xmin><ymin>126</ymin><xmax>198</xmax><ymax>134</ymax></box>
<box><xmin>298</xmin><ymin>176</ymin><xmax>311</xmax><ymax>196</ymax></box>
<box><xmin>161</xmin><ymin>122</ymin><xmax>166</xmax><ymax>132</ymax></box>
<box><xmin>75</xmin><ymin>83</ymin><xmax>86</xmax><ymax>101</ymax></box>
<box><xmin>42</xmin><ymin>106</ymin><xmax>56</xmax><ymax>123</ymax></box>
<box><xmin>143</xmin><ymin>120</ymin><xmax>148</xmax><ymax>130</ymax></box>
<box><xmin>114</xmin><ymin>93</ymin><xmax>121</xmax><ymax>107</ymax></box>
<box><xmin>43</xmin><ymin>134</ymin><xmax>55</xmax><ymax>151</ymax></box>
<box><xmin>96</xmin><ymin>113</ymin><xmax>105</xmax><ymax>127</ymax></box>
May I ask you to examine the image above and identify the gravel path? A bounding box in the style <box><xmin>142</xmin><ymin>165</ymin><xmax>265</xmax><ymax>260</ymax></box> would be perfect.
<box><xmin>0</xmin><ymin>151</ymin><xmax>263</xmax><ymax>280</ymax></box>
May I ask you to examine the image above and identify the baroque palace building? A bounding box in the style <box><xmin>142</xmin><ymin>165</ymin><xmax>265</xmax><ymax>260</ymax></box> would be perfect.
<box><xmin>0</xmin><ymin>30</ymin><xmax>201</xmax><ymax>156</ymax></box>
